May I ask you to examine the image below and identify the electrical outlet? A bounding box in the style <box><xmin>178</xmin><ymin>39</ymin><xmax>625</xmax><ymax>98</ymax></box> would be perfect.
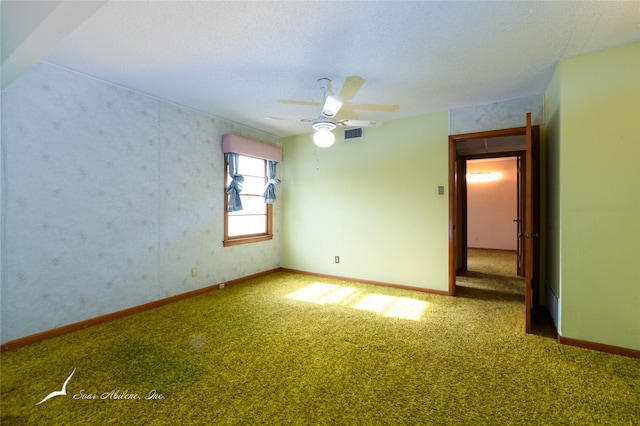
<box><xmin>335</xmin><ymin>256</ymin><xmax>340</xmax><ymax>264</ymax></box>
<box><xmin>191</xmin><ymin>268</ymin><xmax>197</xmax><ymax>277</ymax></box>
<box><xmin>219</xmin><ymin>283</ymin><xmax>225</xmax><ymax>289</ymax></box>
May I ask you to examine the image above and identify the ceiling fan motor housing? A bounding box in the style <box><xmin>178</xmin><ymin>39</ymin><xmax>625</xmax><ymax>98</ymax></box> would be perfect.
<box><xmin>312</xmin><ymin>117</ymin><xmax>337</xmax><ymax>132</ymax></box>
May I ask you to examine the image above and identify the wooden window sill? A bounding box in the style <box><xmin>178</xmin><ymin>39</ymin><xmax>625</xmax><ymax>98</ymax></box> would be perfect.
<box><xmin>223</xmin><ymin>234</ymin><xmax>273</xmax><ymax>247</ymax></box>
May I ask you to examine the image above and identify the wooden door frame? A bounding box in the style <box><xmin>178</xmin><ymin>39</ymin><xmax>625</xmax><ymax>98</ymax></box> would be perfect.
<box><xmin>516</xmin><ymin>154</ymin><xmax>525</xmax><ymax>277</ymax></box>
<box><xmin>448</xmin><ymin>126</ymin><xmax>540</xmax><ymax>302</ymax></box>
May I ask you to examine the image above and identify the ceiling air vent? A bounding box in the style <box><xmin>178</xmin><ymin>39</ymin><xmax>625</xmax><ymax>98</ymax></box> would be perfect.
<box><xmin>344</xmin><ymin>128</ymin><xmax>363</xmax><ymax>140</ymax></box>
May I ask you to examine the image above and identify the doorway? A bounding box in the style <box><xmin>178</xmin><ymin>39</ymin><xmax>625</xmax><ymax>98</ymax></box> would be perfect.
<box><xmin>466</xmin><ymin>156</ymin><xmax>520</xmax><ymax>277</ymax></box>
<box><xmin>448</xmin><ymin>122</ymin><xmax>540</xmax><ymax>331</ymax></box>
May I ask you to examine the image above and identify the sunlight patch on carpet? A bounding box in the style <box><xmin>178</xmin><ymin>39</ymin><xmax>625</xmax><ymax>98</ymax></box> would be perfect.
<box><xmin>353</xmin><ymin>294</ymin><xmax>428</xmax><ymax>320</ymax></box>
<box><xmin>285</xmin><ymin>282</ymin><xmax>358</xmax><ymax>305</ymax></box>
<box><xmin>286</xmin><ymin>282</ymin><xmax>428</xmax><ymax>321</ymax></box>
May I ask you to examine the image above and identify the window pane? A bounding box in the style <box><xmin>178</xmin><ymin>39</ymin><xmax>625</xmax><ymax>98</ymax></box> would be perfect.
<box><xmin>241</xmin><ymin>175</ymin><xmax>265</xmax><ymax>195</ymax></box>
<box><xmin>237</xmin><ymin>156</ymin><xmax>265</xmax><ymax>176</ymax></box>
<box><xmin>224</xmin><ymin>154</ymin><xmax>272</xmax><ymax>246</ymax></box>
<box><xmin>229</xmin><ymin>196</ymin><xmax>266</xmax><ymax>216</ymax></box>
<box><xmin>228</xmin><ymin>215</ymin><xmax>267</xmax><ymax>237</ymax></box>
<box><xmin>226</xmin><ymin>174</ymin><xmax>264</xmax><ymax>195</ymax></box>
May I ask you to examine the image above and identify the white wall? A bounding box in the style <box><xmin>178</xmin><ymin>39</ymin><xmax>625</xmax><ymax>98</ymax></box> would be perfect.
<box><xmin>0</xmin><ymin>62</ymin><xmax>281</xmax><ymax>343</ymax></box>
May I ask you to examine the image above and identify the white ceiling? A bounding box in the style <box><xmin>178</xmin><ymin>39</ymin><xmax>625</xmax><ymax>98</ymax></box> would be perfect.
<box><xmin>3</xmin><ymin>1</ymin><xmax>640</xmax><ymax>137</ymax></box>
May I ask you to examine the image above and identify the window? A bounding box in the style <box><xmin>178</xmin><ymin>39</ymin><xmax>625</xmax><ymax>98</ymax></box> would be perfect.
<box><xmin>223</xmin><ymin>154</ymin><xmax>272</xmax><ymax>246</ymax></box>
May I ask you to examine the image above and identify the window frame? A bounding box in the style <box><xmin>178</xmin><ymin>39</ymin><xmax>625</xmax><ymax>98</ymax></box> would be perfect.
<box><xmin>223</xmin><ymin>154</ymin><xmax>273</xmax><ymax>247</ymax></box>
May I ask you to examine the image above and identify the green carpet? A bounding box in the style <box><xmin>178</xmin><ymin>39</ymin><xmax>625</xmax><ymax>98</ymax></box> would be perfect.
<box><xmin>467</xmin><ymin>248</ymin><xmax>520</xmax><ymax>278</ymax></box>
<box><xmin>1</xmin><ymin>270</ymin><xmax>639</xmax><ymax>425</ymax></box>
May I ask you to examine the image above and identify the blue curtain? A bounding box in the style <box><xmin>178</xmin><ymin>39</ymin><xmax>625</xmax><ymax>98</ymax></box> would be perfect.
<box><xmin>262</xmin><ymin>160</ymin><xmax>281</xmax><ymax>204</ymax></box>
<box><xmin>225</xmin><ymin>152</ymin><xmax>244</xmax><ymax>212</ymax></box>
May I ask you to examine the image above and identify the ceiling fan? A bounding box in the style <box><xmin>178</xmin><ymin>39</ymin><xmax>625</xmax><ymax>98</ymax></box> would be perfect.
<box><xmin>271</xmin><ymin>76</ymin><xmax>399</xmax><ymax>147</ymax></box>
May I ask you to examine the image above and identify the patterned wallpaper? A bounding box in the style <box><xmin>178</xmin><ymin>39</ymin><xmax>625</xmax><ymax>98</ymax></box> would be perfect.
<box><xmin>449</xmin><ymin>95</ymin><xmax>544</xmax><ymax>135</ymax></box>
<box><xmin>0</xmin><ymin>62</ymin><xmax>281</xmax><ymax>343</ymax></box>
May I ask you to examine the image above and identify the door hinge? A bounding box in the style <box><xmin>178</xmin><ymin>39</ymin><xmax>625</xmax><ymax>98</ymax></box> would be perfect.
<box><xmin>523</xmin><ymin>232</ymin><xmax>539</xmax><ymax>239</ymax></box>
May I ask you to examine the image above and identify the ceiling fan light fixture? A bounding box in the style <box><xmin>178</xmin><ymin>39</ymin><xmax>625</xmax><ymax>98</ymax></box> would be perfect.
<box><xmin>313</xmin><ymin>130</ymin><xmax>335</xmax><ymax>147</ymax></box>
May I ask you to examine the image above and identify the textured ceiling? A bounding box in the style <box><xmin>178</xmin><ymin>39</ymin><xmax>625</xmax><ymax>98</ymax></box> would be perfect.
<box><xmin>4</xmin><ymin>1</ymin><xmax>640</xmax><ymax>137</ymax></box>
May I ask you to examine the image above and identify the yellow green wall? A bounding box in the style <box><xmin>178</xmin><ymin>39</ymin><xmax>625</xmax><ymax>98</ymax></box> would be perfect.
<box><xmin>546</xmin><ymin>43</ymin><xmax>640</xmax><ymax>350</ymax></box>
<box><xmin>545</xmin><ymin>58</ymin><xmax>562</xmax><ymax>307</ymax></box>
<box><xmin>282</xmin><ymin>112</ymin><xmax>449</xmax><ymax>291</ymax></box>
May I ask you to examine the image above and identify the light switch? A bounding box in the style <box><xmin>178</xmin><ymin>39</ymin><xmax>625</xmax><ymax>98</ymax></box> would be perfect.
<box><xmin>438</xmin><ymin>186</ymin><xmax>445</xmax><ymax>195</ymax></box>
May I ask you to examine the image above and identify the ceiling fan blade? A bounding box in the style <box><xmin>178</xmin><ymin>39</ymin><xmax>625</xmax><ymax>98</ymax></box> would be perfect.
<box><xmin>277</xmin><ymin>100</ymin><xmax>323</xmax><ymax>107</ymax></box>
<box><xmin>352</xmin><ymin>103</ymin><xmax>399</xmax><ymax>112</ymax></box>
<box><xmin>339</xmin><ymin>76</ymin><xmax>366</xmax><ymax>101</ymax></box>
<box><xmin>338</xmin><ymin>119</ymin><xmax>381</xmax><ymax>128</ymax></box>
<box><xmin>334</xmin><ymin>101</ymin><xmax>359</xmax><ymax>120</ymax></box>
<box><xmin>265</xmin><ymin>116</ymin><xmax>312</xmax><ymax>123</ymax></box>
<box><xmin>335</xmin><ymin>110</ymin><xmax>359</xmax><ymax>120</ymax></box>
<box><xmin>322</xmin><ymin>95</ymin><xmax>344</xmax><ymax>118</ymax></box>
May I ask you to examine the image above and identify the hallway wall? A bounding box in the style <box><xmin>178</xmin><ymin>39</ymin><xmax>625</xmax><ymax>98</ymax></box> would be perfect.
<box><xmin>467</xmin><ymin>157</ymin><xmax>518</xmax><ymax>250</ymax></box>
